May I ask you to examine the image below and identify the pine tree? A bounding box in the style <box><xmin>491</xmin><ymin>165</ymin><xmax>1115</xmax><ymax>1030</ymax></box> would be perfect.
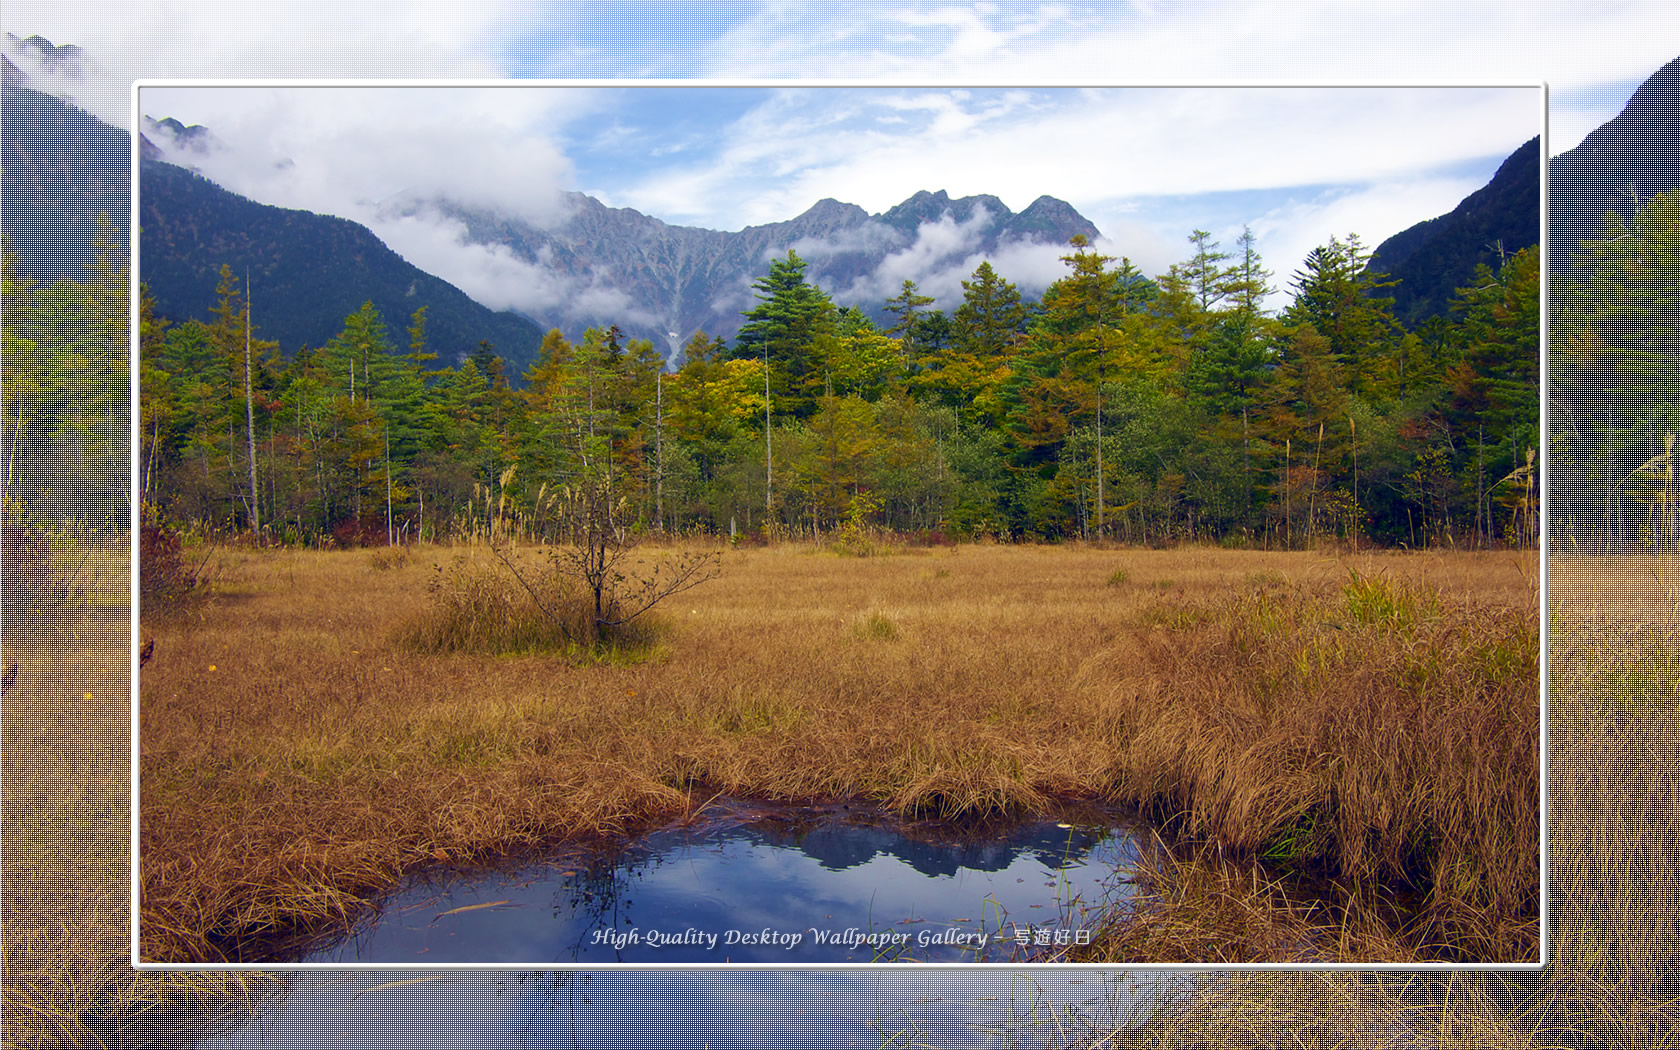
<box><xmin>1224</xmin><ymin>226</ymin><xmax>1274</xmax><ymax>319</ymax></box>
<box><xmin>917</xmin><ymin>261</ymin><xmax>1025</xmax><ymax>418</ymax></box>
<box><xmin>1281</xmin><ymin>235</ymin><xmax>1401</xmax><ymax>399</ymax></box>
<box><xmin>884</xmin><ymin>278</ymin><xmax>935</xmax><ymax>373</ymax></box>
<box><xmin>1183</xmin><ymin>229</ymin><xmax>1233</xmax><ymax>313</ymax></box>
<box><xmin>953</xmin><ymin>261</ymin><xmax>1026</xmax><ymax>358</ymax></box>
<box><xmin>733</xmin><ymin>249</ymin><xmax>837</xmax><ymax>418</ymax></box>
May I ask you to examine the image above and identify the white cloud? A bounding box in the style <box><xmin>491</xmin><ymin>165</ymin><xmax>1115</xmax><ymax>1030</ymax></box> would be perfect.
<box><xmin>372</xmin><ymin>209</ymin><xmax>561</xmax><ymax>317</ymax></box>
<box><xmin>788</xmin><ymin>221</ymin><xmax>907</xmax><ymax>261</ymax></box>
<box><xmin>140</xmin><ymin>86</ymin><xmax>587</xmax><ymax>229</ymax></box>
<box><xmin>687</xmin><ymin>2</ymin><xmax>1673</xmax><ymax>133</ymax></box>
<box><xmin>378</xmin><ymin>220</ymin><xmax>661</xmax><ymax>335</ymax></box>
<box><xmin>832</xmin><ymin>205</ymin><xmax>999</xmax><ymax>308</ymax></box>
<box><xmin>4</xmin><ymin>0</ymin><xmax>526</xmax><ymax>125</ymax></box>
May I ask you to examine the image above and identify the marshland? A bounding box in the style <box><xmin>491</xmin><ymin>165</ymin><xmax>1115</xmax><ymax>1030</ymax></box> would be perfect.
<box><xmin>123</xmin><ymin>224</ymin><xmax>1546</xmax><ymax>967</ymax></box>
<box><xmin>138</xmin><ymin>538</ymin><xmax>1539</xmax><ymax>965</ymax></box>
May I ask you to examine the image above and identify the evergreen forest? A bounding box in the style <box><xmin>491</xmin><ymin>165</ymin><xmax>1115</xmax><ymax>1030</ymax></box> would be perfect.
<box><xmin>7</xmin><ymin>216</ymin><xmax>1563</xmax><ymax>549</ymax></box>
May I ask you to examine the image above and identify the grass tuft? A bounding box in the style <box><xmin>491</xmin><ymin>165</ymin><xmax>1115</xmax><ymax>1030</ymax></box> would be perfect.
<box><xmin>1342</xmin><ymin>567</ymin><xmax>1438</xmax><ymax>630</ymax></box>
<box><xmin>852</xmin><ymin>610</ymin><xmax>900</xmax><ymax>642</ymax></box>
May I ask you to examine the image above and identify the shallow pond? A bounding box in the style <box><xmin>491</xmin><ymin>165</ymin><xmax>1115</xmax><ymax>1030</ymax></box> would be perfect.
<box><xmin>190</xmin><ymin>970</ymin><xmax>1154</xmax><ymax>1049</ymax></box>
<box><xmin>300</xmin><ymin>798</ymin><xmax>1144</xmax><ymax>965</ymax></box>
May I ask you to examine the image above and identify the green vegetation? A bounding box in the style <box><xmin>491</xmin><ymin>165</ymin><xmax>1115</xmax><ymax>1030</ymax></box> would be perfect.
<box><xmin>1553</xmin><ymin>191</ymin><xmax>1680</xmax><ymax>551</ymax></box>
<box><xmin>115</xmin><ymin>217</ymin><xmax>1547</xmax><ymax>554</ymax></box>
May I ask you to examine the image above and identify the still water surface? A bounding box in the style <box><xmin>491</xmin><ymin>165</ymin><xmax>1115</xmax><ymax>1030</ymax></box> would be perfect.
<box><xmin>301</xmin><ymin>799</ymin><xmax>1143</xmax><ymax>965</ymax></box>
<box><xmin>191</xmin><ymin>969</ymin><xmax>1156</xmax><ymax>1049</ymax></box>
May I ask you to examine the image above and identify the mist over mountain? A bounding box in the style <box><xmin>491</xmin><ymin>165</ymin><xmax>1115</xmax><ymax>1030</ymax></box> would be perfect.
<box><xmin>143</xmin><ymin>113</ymin><xmax>216</xmax><ymax>156</ymax></box>
<box><xmin>3</xmin><ymin>32</ymin><xmax>94</xmax><ymax>82</ymax></box>
<box><xmin>388</xmin><ymin>187</ymin><xmax>1101</xmax><ymax>362</ymax></box>
<box><xmin>132</xmin><ymin>85</ymin><xmax>1102</xmax><ymax>367</ymax></box>
<box><xmin>138</xmin><ymin>156</ymin><xmax>548</xmax><ymax>371</ymax></box>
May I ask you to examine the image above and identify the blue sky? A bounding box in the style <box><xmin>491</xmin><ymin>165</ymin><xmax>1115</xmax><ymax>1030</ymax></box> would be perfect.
<box><xmin>3</xmin><ymin>2</ymin><xmax>1673</xmax><ymax>321</ymax></box>
<box><xmin>120</xmin><ymin>80</ymin><xmax>1538</xmax><ymax>319</ymax></box>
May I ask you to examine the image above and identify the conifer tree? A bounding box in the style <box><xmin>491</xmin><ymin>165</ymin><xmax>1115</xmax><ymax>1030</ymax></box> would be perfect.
<box><xmin>1281</xmin><ymin>234</ymin><xmax>1401</xmax><ymax>399</ymax></box>
<box><xmin>734</xmin><ymin>249</ymin><xmax>837</xmax><ymax>418</ymax></box>
<box><xmin>884</xmin><ymin>278</ymin><xmax>935</xmax><ymax>373</ymax></box>
<box><xmin>916</xmin><ymin>261</ymin><xmax>1025</xmax><ymax>418</ymax></box>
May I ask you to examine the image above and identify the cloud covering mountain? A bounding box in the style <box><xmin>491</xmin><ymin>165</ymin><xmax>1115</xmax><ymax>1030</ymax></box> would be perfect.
<box><xmin>392</xmin><ymin>185</ymin><xmax>1100</xmax><ymax>360</ymax></box>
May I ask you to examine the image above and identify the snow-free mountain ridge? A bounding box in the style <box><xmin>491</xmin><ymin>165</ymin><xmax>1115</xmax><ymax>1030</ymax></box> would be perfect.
<box><xmin>393</xmin><ymin>186</ymin><xmax>1102</xmax><ymax>364</ymax></box>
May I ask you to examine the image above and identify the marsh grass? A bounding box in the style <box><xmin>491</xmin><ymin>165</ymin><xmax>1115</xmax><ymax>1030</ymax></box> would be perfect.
<box><xmin>1056</xmin><ymin>835</ymin><xmax>1418</xmax><ymax>965</ymax></box>
<box><xmin>981</xmin><ymin>554</ymin><xmax>1671</xmax><ymax>1049</ymax></box>
<box><xmin>405</xmin><ymin>548</ymin><xmax>662</xmax><ymax>660</ymax></box>
<box><xmin>24</xmin><ymin>543</ymin><xmax>1677</xmax><ymax>1045</ymax></box>
<box><xmin>1105</xmin><ymin>564</ymin><xmax>1539</xmax><ymax>961</ymax></box>
<box><xmin>3</xmin><ymin>543</ymin><xmax>289</xmax><ymax>1049</ymax></box>
<box><xmin>137</xmin><ymin>543</ymin><xmax>1537</xmax><ymax>965</ymax></box>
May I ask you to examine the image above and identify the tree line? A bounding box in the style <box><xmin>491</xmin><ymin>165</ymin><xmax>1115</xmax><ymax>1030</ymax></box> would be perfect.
<box><xmin>105</xmin><ymin>219</ymin><xmax>1549</xmax><ymax>548</ymax></box>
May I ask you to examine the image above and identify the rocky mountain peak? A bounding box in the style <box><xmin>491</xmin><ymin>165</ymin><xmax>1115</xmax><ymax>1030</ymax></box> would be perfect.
<box><xmin>787</xmin><ymin>197</ymin><xmax>871</xmax><ymax>233</ymax></box>
<box><xmin>1012</xmin><ymin>196</ymin><xmax>1100</xmax><ymax>243</ymax></box>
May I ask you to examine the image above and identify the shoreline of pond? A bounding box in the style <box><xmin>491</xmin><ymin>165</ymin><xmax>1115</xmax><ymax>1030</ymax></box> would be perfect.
<box><xmin>228</xmin><ymin>791</ymin><xmax>1149</xmax><ymax>965</ymax></box>
<box><xmin>206</xmin><ymin>790</ymin><xmax>1430</xmax><ymax>968</ymax></box>
<box><xmin>140</xmin><ymin>544</ymin><xmax>1539</xmax><ymax>966</ymax></box>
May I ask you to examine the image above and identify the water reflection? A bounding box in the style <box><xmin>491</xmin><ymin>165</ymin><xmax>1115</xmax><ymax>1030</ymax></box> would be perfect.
<box><xmin>193</xmin><ymin>970</ymin><xmax>1157</xmax><ymax>1049</ymax></box>
<box><xmin>301</xmin><ymin>800</ymin><xmax>1142</xmax><ymax>965</ymax></box>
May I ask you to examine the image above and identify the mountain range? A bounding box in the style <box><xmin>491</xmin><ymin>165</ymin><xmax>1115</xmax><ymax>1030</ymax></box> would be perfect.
<box><xmin>397</xmin><ymin>187</ymin><xmax>1100</xmax><ymax>358</ymax></box>
<box><xmin>9</xmin><ymin>38</ymin><xmax>1680</xmax><ymax>380</ymax></box>
<box><xmin>135</xmin><ymin>154</ymin><xmax>1100</xmax><ymax>377</ymax></box>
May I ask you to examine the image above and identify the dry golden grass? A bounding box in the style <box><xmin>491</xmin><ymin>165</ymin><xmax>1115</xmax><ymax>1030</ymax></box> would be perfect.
<box><xmin>2</xmin><ymin>545</ymin><xmax>288</xmax><ymax>1049</ymax></box>
<box><xmin>1051</xmin><ymin>836</ymin><xmax>1424</xmax><ymax>966</ymax></box>
<box><xmin>137</xmin><ymin>540</ymin><xmax>1538</xmax><ymax>966</ymax></box>
<box><xmin>14</xmin><ymin>540</ymin><xmax>1679</xmax><ymax>1046</ymax></box>
<box><xmin>1010</xmin><ymin>553</ymin><xmax>1676</xmax><ymax>1050</ymax></box>
<box><xmin>1013</xmin><ymin>971</ymin><xmax>1556</xmax><ymax>1050</ymax></box>
<box><xmin>1531</xmin><ymin>553</ymin><xmax>1680</xmax><ymax>1047</ymax></box>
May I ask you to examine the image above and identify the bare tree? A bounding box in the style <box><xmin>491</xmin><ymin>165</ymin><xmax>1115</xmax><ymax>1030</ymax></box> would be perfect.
<box><xmin>495</xmin><ymin>475</ymin><xmax>719</xmax><ymax>649</ymax></box>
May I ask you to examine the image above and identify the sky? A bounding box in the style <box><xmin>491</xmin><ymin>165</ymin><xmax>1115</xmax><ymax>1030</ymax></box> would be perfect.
<box><xmin>2</xmin><ymin>3</ymin><xmax>1674</xmax><ymax>325</ymax></box>
<box><xmin>118</xmin><ymin>82</ymin><xmax>1539</xmax><ymax>321</ymax></box>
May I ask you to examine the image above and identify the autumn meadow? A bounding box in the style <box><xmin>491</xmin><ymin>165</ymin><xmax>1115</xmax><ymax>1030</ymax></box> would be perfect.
<box><xmin>135</xmin><ymin>533</ymin><xmax>1539</xmax><ymax>967</ymax></box>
